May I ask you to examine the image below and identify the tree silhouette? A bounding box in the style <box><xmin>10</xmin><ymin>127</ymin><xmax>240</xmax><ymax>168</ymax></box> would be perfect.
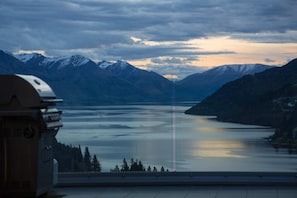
<box><xmin>121</xmin><ymin>158</ymin><xmax>129</xmax><ymax>171</ymax></box>
<box><xmin>111</xmin><ymin>165</ymin><xmax>120</xmax><ymax>172</ymax></box>
<box><xmin>129</xmin><ymin>158</ymin><xmax>145</xmax><ymax>171</ymax></box>
<box><xmin>91</xmin><ymin>154</ymin><xmax>101</xmax><ymax>172</ymax></box>
<box><xmin>137</xmin><ymin>160</ymin><xmax>145</xmax><ymax>171</ymax></box>
<box><xmin>83</xmin><ymin>147</ymin><xmax>92</xmax><ymax>171</ymax></box>
<box><xmin>111</xmin><ymin>157</ymin><xmax>170</xmax><ymax>173</ymax></box>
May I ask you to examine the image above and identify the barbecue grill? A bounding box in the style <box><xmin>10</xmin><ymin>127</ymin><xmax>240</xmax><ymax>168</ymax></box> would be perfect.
<box><xmin>0</xmin><ymin>74</ymin><xmax>63</xmax><ymax>197</ymax></box>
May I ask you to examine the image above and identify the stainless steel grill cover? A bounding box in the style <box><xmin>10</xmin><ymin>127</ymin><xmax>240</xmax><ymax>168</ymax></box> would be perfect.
<box><xmin>0</xmin><ymin>74</ymin><xmax>62</xmax><ymax>108</ymax></box>
<box><xmin>0</xmin><ymin>74</ymin><xmax>63</xmax><ymax>197</ymax></box>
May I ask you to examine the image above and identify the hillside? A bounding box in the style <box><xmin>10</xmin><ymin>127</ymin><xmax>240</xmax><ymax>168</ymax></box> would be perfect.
<box><xmin>99</xmin><ymin>60</ymin><xmax>174</xmax><ymax>101</ymax></box>
<box><xmin>186</xmin><ymin>59</ymin><xmax>297</xmax><ymax>130</ymax></box>
<box><xmin>0</xmin><ymin>50</ymin><xmax>173</xmax><ymax>105</ymax></box>
<box><xmin>0</xmin><ymin>49</ymin><xmax>277</xmax><ymax>105</ymax></box>
<box><xmin>0</xmin><ymin>50</ymin><xmax>30</xmax><ymax>74</ymax></box>
<box><xmin>176</xmin><ymin>64</ymin><xmax>272</xmax><ymax>101</ymax></box>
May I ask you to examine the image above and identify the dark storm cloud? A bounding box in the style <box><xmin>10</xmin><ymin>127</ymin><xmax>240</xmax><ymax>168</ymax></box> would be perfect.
<box><xmin>148</xmin><ymin>55</ymin><xmax>205</xmax><ymax>79</ymax></box>
<box><xmin>105</xmin><ymin>42</ymin><xmax>234</xmax><ymax>60</ymax></box>
<box><xmin>0</xmin><ymin>0</ymin><xmax>296</xmax><ymax>60</ymax></box>
<box><xmin>231</xmin><ymin>31</ymin><xmax>297</xmax><ymax>43</ymax></box>
<box><xmin>151</xmin><ymin>57</ymin><xmax>187</xmax><ymax>65</ymax></box>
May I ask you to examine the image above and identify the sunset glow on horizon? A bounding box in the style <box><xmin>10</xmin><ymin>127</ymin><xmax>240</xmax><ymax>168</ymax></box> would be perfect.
<box><xmin>1</xmin><ymin>0</ymin><xmax>297</xmax><ymax>78</ymax></box>
<box><xmin>130</xmin><ymin>35</ymin><xmax>297</xmax><ymax>70</ymax></box>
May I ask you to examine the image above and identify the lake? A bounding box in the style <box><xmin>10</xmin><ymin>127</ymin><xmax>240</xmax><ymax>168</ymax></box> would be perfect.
<box><xmin>56</xmin><ymin>105</ymin><xmax>297</xmax><ymax>172</ymax></box>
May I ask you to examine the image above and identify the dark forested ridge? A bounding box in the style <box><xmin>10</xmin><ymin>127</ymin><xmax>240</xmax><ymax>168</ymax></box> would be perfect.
<box><xmin>186</xmin><ymin>58</ymin><xmax>297</xmax><ymax>126</ymax></box>
<box><xmin>186</xmin><ymin>58</ymin><xmax>297</xmax><ymax>146</ymax></box>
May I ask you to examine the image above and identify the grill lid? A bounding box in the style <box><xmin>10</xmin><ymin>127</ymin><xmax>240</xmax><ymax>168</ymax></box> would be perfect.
<box><xmin>0</xmin><ymin>74</ymin><xmax>62</xmax><ymax>108</ymax></box>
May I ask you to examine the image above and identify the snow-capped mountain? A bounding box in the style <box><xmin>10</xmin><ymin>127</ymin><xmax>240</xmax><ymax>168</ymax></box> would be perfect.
<box><xmin>14</xmin><ymin>53</ymin><xmax>94</xmax><ymax>70</ymax></box>
<box><xmin>99</xmin><ymin>60</ymin><xmax>174</xmax><ymax>97</ymax></box>
<box><xmin>97</xmin><ymin>60</ymin><xmax>114</xmax><ymax>69</ymax></box>
<box><xmin>14</xmin><ymin>53</ymin><xmax>46</xmax><ymax>68</ymax></box>
<box><xmin>176</xmin><ymin>64</ymin><xmax>274</xmax><ymax>101</ymax></box>
<box><xmin>1</xmin><ymin>50</ymin><xmax>175</xmax><ymax>104</ymax></box>
<box><xmin>42</xmin><ymin>55</ymin><xmax>92</xmax><ymax>69</ymax></box>
<box><xmin>206</xmin><ymin>64</ymin><xmax>271</xmax><ymax>75</ymax></box>
<box><xmin>97</xmin><ymin>59</ymin><xmax>140</xmax><ymax>71</ymax></box>
<box><xmin>14</xmin><ymin>53</ymin><xmax>44</xmax><ymax>63</ymax></box>
<box><xmin>113</xmin><ymin>60</ymin><xmax>134</xmax><ymax>70</ymax></box>
<box><xmin>101</xmin><ymin>60</ymin><xmax>138</xmax><ymax>76</ymax></box>
<box><xmin>3</xmin><ymin>50</ymin><xmax>278</xmax><ymax>104</ymax></box>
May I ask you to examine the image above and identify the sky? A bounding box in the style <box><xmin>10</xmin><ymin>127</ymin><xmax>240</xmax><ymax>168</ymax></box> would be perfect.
<box><xmin>1</xmin><ymin>0</ymin><xmax>297</xmax><ymax>79</ymax></box>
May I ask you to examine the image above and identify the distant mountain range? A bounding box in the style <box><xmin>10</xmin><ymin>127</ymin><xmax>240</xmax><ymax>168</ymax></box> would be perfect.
<box><xmin>0</xmin><ymin>50</ymin><xmax>273</xmax><ymax>105</ymax></box>
<box><xmin>99</xmin><ymin>60</ymin><xmax>173</xmax><ymax>99</ymax></box>
<box><xmin>176</xmin><ymin>64</ymin><xmax>272</xmax><ymax>101</ymax></box>
<box><xmin>186</xmin><ymin>58</ymin><xmax>297</xmax><ymax>129</ymax></box>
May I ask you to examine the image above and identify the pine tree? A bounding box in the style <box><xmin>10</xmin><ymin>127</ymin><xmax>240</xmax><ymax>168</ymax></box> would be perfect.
<box><xmin>121</xmin><ymin>158</ymin><xmax>129</xmax><ymax>171</ymax></box>
<box><xmin>83</xmin><ymin>147</ymin><xmax>92</xmax><ymax>171</ymax></box>
<box><xmin>137</xmin><ymin>160</ymin><xmax>145</xmax><ymax>171</ymax></box>
<box><xmin>130</xmin><ymin>158</ymin><xmax>138</xmax><ymax>171</ymax></box>
<box><xmin>78</xmin><ymin>145</ymin><xmax>83</xmax><ymax>162</ymax></box>
<box><xmin>91</xmin><ymin>154</ymin><xmax>101</xmax><ymax>172</ymax></box>
<box><xmin>111</xmin><ymin>165</ymin><xmax>120</xmax><ymax>172</ymax></box>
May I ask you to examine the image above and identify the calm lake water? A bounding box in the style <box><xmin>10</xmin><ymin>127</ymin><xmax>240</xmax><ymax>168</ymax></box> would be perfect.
<box><xmin>56</xmin><ymin>105</ymin><xmax>297</xmax><ymax>172</ymax></box>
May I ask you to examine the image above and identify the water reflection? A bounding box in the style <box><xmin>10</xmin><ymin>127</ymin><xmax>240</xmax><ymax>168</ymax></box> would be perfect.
<box><xmin>194</xmin><ymin>116</ymin><xmax>216</xmax><ymax>124</ymax></box>
<box><xmin>57</xmin><ymin>105</ymin><xmax>297</xmax><ymax>172</ymax></box>
<box><xmin>194</xmin><ymin>127</ymin><xmax>225</xmax><ymax>133</ymax></box>
<box><xmin>192</xmin><ymin>140</ymin><xmax>246</xmax><ymax>158</ymax></box>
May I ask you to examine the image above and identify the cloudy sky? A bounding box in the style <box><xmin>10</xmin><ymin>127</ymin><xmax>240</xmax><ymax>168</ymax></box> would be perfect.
<box><xmin>1</xmin><ymin>0</ymin><xmax>297</xmax><ymax>78</ymax></box>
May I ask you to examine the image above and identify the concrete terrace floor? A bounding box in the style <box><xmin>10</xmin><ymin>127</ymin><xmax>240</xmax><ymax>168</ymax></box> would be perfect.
<box><xmin>51</xmin><ymin>185</ymin><xmax>297</xmax><ymax>198</ymax></box>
